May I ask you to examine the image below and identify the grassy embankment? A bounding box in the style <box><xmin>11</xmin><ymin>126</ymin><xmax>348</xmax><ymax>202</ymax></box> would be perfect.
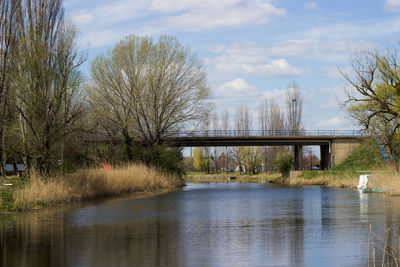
<box><xmin>0</xmin><ymin>163</ymin><xmax>184</xmax><ymax>212</ymax></box>
<box><xmin>288</xmin><ymin>138</ymin><xmax>400</xmax><ymax>194</ymax></box>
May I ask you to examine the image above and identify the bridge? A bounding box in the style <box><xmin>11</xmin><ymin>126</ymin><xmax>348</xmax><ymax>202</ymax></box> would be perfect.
<box><xmin>163</xmin><ymin>130</ymin><xmax>369</xmax><ymax>170</ymax></box>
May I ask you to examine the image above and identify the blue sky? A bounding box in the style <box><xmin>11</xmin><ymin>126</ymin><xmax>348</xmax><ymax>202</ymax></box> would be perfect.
<box><xmin>64</xmin><ymin>0</ymin><xmax>400</xmax><ymax>131</ymax></box>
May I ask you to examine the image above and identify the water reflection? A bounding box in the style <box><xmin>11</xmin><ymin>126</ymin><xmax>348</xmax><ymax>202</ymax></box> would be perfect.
<box><xmin>2</xmin><ymin>183</ymin><xmax>400</xmax><ymax>266</ymax></box>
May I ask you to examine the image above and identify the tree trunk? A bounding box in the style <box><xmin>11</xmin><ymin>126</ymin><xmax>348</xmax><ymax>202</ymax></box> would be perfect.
<box><xmin>122</xmin><ymin>128</ymin><xmax>133</xmax><ymax>161</ymax></box>
<box><xmin>0</xmin><ymin>126</ymin><xmax>3</xmax><ymax>177</ymax></box>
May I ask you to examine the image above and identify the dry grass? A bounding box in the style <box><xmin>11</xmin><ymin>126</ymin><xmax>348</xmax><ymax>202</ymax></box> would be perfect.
<box><xmin>184</xmin><ymin>172</ymin><xmax>281</xmax><ymax>183</ymax></box>
<box><xmin>289</xmin><ymin>168</ymin><xmax>400</xmax><ymax>194</ymax></box>
<box><xmin>287</xmin><ymin>173</ymin><xmax>360</xmax><ymax>188</ymax></box>
<box><xmin>13</xmin><ymin>164</ymin><xmax>184</xmax><ymax>210</ymax></box>
<box><xmin>368</xmin><ymin>170</ymin><xmax>400</xmax><ymax>195</ymax></box>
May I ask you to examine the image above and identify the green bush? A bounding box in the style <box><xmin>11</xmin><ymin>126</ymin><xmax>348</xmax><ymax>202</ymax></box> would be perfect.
<box><xmin>132</xmin><ymin>144</ymin><xmax>184</xmax><ymax>176</ymax></box>
<box><xmin>273</xmin><ymin>151</ymin><xmax>294</xmax><ymax>176</ymax></box>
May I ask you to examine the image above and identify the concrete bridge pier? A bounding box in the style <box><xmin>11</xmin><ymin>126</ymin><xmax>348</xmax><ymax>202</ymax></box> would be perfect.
<box><xmin>294</xmin><ymin>145</ymin><xmax>303</xmax><ymax>170</ymax></box>
<box><xmin>320</xmin><ymin>144</ymin><xmax>330</xmax><ymax>170</ymax></box>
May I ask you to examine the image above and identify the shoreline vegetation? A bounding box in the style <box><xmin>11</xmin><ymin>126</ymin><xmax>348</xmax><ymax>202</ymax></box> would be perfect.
<box><xmin>0</xmin><ymin>164</ymin><xmax>184</xmax><ymax>212</ymax></box>
<box><xmin>184</xmin><ymin>169</ymin><xmax>400</xmax><ymax>196</ymax></box>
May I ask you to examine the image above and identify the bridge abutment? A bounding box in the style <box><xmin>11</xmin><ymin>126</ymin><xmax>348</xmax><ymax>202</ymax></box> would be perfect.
<box><xmin>320</xmin><ymin>144</ymin><xmax>330</xmax><ymax>170</ymax></box>
<box><xmin>294</xmin><ymin>145</ymin><xmax>303</xmax><ymax>170</ymax></box>
<box><xmin>330</xmin><ymin>138</ymin><xmax>362</xmax><ymax>167</ymax></box>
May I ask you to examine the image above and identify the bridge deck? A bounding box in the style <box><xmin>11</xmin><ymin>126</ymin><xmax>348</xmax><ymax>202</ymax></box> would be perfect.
<box><xmin>165</xmin><ymin>135</ymin><xmax>369</xmax><ymax>147</ymax></box>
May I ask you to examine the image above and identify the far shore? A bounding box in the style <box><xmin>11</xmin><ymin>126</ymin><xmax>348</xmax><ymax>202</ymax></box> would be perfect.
<box><xmin>184</xmin><ymin>169</ymin><xmax>400</xmax><ymax>195</ymax></box>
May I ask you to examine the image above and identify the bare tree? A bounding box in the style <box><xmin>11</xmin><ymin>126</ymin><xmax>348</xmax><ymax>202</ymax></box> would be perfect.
<box><xmin>235</xmin><ymin>106</ymin><xmax>252</xmax><ymax>135</ymax></box>
<box><xmin>234</xmin><ymin>106</ymin><xmax>252</xmax><ymax>172</ymax></box>
<box><xmin>0</xmin><ymin>0</ymin><xmax>20</xmax><ymax>175</ymax></box>
<box><xmin>88</xmin><ymin>35</ymin><xmax>210</xmax><ymax>159</ymax></box>
<box><xmin>268</xmin><ymin>100</ymin><xmax>285</xmax><ymax>170</ymax></box>
<box><xmin>269</xmin><ymin>100</ymin><xmax>285</xmax><ymax>132</ymax></box>
<box><xmin>258</xmin><ymin>98</ymin><xmax>269</xmax><ymax>134</ymax></box>
<box><xmin>221</xmin><ymin>109</ymin><xmax>230</xmax><ymax>172</ymax></box>
<box><xmin>211</xmin><ymin>111</ymin><xmax>219</xmax><ymax>172</ymax></box>
<box><xmin>258</xmin><ymin>98</ymin><xmax>269</xmax><ymax>171</ymax></box>
<box><xmin>14</xmin><ymin>0</ymin><xmax>85</xmax><ymax>175</ymax></box>
<box><xmin>286</xmin><ymin>82</ymin><xmax>303</xmax><ymax>134</ymax></box>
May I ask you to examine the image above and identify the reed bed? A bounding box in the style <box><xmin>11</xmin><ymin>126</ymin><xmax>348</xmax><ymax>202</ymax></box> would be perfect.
<box><xmin>287</xmin><ymin>174</ymin><xmax>360</xmax><ymax>188</ymax></box>
<box><xmin>13</xmin><ymin>164</ymin><xmax>184</xmax><ymax>210</ymax></box>
<box><xmin>369</xmin><ymin>170</ymin><xmax>400</xmax><ymax>196</ymax></box>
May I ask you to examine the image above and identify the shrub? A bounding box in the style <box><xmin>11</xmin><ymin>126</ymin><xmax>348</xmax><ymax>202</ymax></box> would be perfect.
<box><xmin>273</xmin><ymin>151</ymin><xmax>294</xmax><ymax>176</ymax></box>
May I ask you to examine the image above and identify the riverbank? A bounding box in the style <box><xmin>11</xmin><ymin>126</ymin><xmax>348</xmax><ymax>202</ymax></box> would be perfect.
<box><xmin>1</xmin><ymin>164</ymin><xmax>184</xmax><ymax>212</ymax></box>
<box><xmin>184</xmin><ymin>172</ymin><xmax>282</xmax><ymax>183</ymax></box>
<box><xmin>184</xmin><ymin>169</ymin><xmax>400</xmax><ymax>195</ymax></box>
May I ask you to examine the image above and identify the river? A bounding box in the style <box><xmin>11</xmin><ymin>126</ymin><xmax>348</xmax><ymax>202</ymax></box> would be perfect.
<box><xmin>1</xmin><ymin>183</ymin><xmax>400</xmax><ymax>266</ymax></box>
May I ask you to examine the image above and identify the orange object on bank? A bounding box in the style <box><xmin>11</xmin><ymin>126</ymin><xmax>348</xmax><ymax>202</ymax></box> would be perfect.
<box><xmin>103</xmin><ymin>164</ymin><xmax>111</xmax><ymax>171</ymax></box>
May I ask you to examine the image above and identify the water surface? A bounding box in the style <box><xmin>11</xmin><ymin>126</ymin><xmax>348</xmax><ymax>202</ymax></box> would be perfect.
<box><xmin>2</xmin><ymin>183</ymin><xmax>400</xmax><ymax>266</ymax></box>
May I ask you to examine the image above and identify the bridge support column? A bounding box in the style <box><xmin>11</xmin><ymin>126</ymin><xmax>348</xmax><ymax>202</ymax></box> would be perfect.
<box><xmin>320</xmin><ymin>144</ymin><xmax>330</xmax><ymax>170</ymax></box>
<box><xmin>294</xmin><ymin>145</ymin><xmax>303</xmax><ymax>170</ymax></box>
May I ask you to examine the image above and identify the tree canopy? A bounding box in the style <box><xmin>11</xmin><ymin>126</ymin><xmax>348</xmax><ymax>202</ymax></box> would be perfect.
<box><xmin>88</xmin><ymin>35</ymin><xmax>210</xmax><ymax>161</ymax></box>
<box><xmin>341</xmin><ymin>48</ymin><xmax>400</xmax><ymax>154</ymax></box>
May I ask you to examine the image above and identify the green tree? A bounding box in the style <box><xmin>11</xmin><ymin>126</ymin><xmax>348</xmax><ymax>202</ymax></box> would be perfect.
<box><xmin>273</xmin><ymin>150</ymin><xmax>294</xmax><ymax>176</ymax></box>
<box><xmin>340</xmin><ymin>48</ymin><xmax>400</xmax><ymax>158</ymax></box>
<box><xmin>0</xmin><ymin>0</ymin><xmax>19</xmax><ymax>175</ymax></box>
<box><xmin>193</xmin><ymin>147</ymin><xmax>211</xmax><ymax>173</ymax></box>
<box><xmin>88</xmin><ymin>35</ymin><xmax>210</xmax><ymax>163</ymax></box>
<box><xmin>239</xmin><ymin>146</ymin><xmax>262</xmax><ymax>174</ymax></box>
<box><xmin>13</xmin><ymin>0</ymin><xmax>85</xmax><ymax>175</ymax></box>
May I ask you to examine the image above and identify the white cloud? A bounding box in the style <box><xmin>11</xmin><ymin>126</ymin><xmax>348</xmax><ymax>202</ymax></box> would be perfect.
<box><xmin>267</xmin><ymin>38</ymin><xmax>375</xmax><ymax>61</ymax></box>
<box><xmin>149</xmin><ymin>0</ymin><xmax>286</xmax><ymax>30</ymax></box>
<box><xmin>304</xmin><ymin>2</ymin><xmax>317</xmax><ymax>9</ymax></box>
<box><xmin>210</xmin><ymin>78</ymin><xmax>289</xmax><ymax>119</ymax></box>
<box><xmin>268</xmin><ymin>40</ymin><xmax>314</xmax><ymax>56</ymax></box>
<box><xmin>209</xmin><ymin>42</ymin><xmax>308</xmax><ymax>77</ymax></box>
<box><xmin>317</xmin><ymin>117</ymin><xmax>345</xmax><ymax>128</ymax></box>
<box><xmin>71</xmin><ymin>13</ymin><xmax>94</xmax><ymax>26</ymax></box>
<box><xmin>385</xmin><ymin>0</ymin><xmax>400</xmax><ymax>12</ymax></box>
<box><xmin>213</xmin><ymin>78</ymin><xmax>259</xmax><ymax>98</ymax></box>
<box><xmin>66</xmin><ymin>0</ymin><xmax>286</xmax><ymax>49</ymax></box>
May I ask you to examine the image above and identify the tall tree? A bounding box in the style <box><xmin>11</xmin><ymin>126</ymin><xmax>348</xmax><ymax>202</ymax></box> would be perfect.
<box><xmin>286</xmin><ymin>82</ymin><xmax>303</xmax><ymax>134</ymax></box>
<box><xmin>258</xmin><ymin>98</ymin><xmax>269</xmax><ymax>134</ymax></box>
<box><xmin>88</xmin><ymin>35</ymin><xmax>210</xmax><ymax>160</ymax></box>
<box><xmin>14</xmin><ymin>0</ymin><xmax>85</xmax><ymax>175</ymax></box>
<box><xmin>268</xmin><ymin>100</ymin><xmax>285</xmax><ymax>170</ymax></box>
<box><xmin>0</xmin><ymin>0</ymin><xmax>20</xmax><ymax>175</ymax></box>
<box><xmin>340</xmin><ymin>48</ymin><xmax>400</xmax><ymax>155</ymax></box>
<box><xmin>258</xmin><ymin>98</ymin><xmax>269</xmax><ymax>171</ymax></box>
<box><xmin>269</xmin><ymin>100</ymin><xmax>285</xmax><ymax>132</ymax></box>
<box><xmin>211</xmin><ymin>111</ymin><xmax>219</xmax><ymax>173</ymax></box>
<box><xmin>235</xmin><ymin>106</ymin><xmax>252</xmax><ymax>135</ymax></box>
<box><xmin>234</xmin><ymin>106</ymin><xmax>253</xmax><ymax>172</ymax></box>
<box><xmin>221</xmin><ymin>109</ymin><xmax>230</xmax><ymax>172</ymax></box>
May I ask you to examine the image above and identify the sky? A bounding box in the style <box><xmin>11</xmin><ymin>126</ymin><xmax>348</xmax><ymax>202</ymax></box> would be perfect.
<box><xmin>64</xmin><ymin>0</ymin><xmax>400</xmax><ymax>131</ymax></box>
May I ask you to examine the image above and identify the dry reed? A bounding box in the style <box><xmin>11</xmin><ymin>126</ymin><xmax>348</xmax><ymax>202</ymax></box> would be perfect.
<box><xmin>287</xmin><ymin>174</ymin><xmax>360</xmax><ymax>188</ymax></box>
<box><xmin>184</xmin><ymin>173</ymin><xmax>281</xmax><ymax>183</ymax></box>
<box><xmin>368</xmin><ymin>226</ymin><xmax>400</xmax><ymax>266</ymax></box>
<box><xmin>13</xmin><ymin>164</ymin><xmax>184</xmax><ymax>210</ymax></box>
<box><xmin>368</xmin><ymin>170</ymin><xmax>400</xmax><ymax>195</ymax></box>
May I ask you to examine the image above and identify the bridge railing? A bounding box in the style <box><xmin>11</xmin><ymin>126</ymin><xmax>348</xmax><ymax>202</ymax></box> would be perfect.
<box><xmin>169</xmin><ymin>130</ymin><xmax>366</xmax><ymax>138</ymax></box>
